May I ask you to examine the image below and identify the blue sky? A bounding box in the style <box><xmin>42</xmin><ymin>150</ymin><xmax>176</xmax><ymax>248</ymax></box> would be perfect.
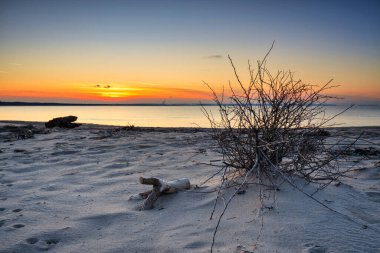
<box><xmin>1</xmin><ymin>0</ymin><xmax>379</xmax><ymax>103</ymax></box>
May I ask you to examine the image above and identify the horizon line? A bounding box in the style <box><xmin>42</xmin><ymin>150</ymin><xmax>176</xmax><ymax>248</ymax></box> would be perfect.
<box><xmin>0</xmin><ymin>101</ymin><xmax>217</xmax><ymax>106</ymax></box>
<box><xmin>0</xmin><ymin>101</ymin><xmax>343</xmax><ymax>107</ymax></box>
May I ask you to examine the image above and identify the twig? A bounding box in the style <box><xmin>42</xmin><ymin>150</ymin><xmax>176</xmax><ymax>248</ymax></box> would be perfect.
<box><xmin>200</xmin><ymin>165</ymin><xmax>227</xmax><ymax>186</ymax></box>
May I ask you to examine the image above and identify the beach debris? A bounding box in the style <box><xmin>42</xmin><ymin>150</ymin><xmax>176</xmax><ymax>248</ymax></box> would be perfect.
<box><xmin>118</xmin><ymin>124</ymin><xmax>135</xmax><ymax>131</ymax></box>
<box><xmin>45</xmin><ymin>116</ymin><xmax>81</xmax><ymax>128</ymax></box>
<box><xmin>13</xmin><ymin>149</ymin><xmax>26</xmax><ymax>153</ymax></box>
<box><xmin>132</xmin><ymin>176</ymin><xmax>190</xmax><ymax>210</ymax></box>
<box><xmin>353</xmin><ymin>147</ymin><xmax>379</xmax><ymax>156</ymax></box>
<box><xmin>90</xmin><ymin>125</ymin><xmax>137</xmax><ymax>139</ymax></box>
<box><xmin>235</xmin><ymin>245</ymin><xmax>254</xmax><ymax>253</ymax></box>
<box><xmin>0</xmin><ymin>124</ymin><xmax>47</xmax><ymax>141</ymax></box>
<box><xmin>336</xmin><ymin>147</ymin><xmax>380</xmax><ymax>157</ymax></box>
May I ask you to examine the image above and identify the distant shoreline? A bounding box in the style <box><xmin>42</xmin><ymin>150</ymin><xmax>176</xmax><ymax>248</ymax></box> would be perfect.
<box><xmin>0</xmin><ymin>101</ymin><xmax>340</xmax><ymax>106</ymax></box>
<box><xmin>0</xmin><ymin>101</ymin><xmax>215</xmax><ymax>106</ymax></box>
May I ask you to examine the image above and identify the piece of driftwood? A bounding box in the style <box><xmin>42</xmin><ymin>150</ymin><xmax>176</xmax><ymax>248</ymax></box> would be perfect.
<box><xmin>135</xmin><ymin>176</ymin><xmax>190</xmax><ymax>210</ymax></box>
<box><xmin>45</xmin><ymin>116</ymin><xmax>81</xmax><ymax>128</ymax></box>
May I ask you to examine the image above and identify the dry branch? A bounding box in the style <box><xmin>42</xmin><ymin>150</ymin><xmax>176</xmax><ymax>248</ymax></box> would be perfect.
<box><xmin>133</xmin><ymin>177</ymin><xmax>191</xmax><ymax>210</ymax></box>
<box><xmin>202</xmin><ymin>43</ymin><xmax>364</xmax><ymax>252</ymax></box>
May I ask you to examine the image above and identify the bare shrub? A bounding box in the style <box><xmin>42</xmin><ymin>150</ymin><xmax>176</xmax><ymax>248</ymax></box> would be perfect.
<box><xmin>202</xmin><ymin>43</ymin><xmax>361</xmax><ymax>252</ymax></box>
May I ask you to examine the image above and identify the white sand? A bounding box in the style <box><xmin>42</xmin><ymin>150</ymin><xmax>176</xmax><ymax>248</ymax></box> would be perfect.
<box><xmin>0</xmin><ymin>122</ymin><xmax>379</xmax><ymax>253</ymax></box>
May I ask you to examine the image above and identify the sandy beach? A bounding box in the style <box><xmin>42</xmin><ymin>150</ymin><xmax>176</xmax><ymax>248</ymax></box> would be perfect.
<box><xmin>0</xmin><ymin>121</ymin><xmax>379</xmax><ymax>253</ymax></box>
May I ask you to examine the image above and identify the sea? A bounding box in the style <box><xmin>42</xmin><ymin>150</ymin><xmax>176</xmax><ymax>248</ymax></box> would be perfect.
<box><xmin>0</xmin><ymin>105</ymin><xmax>379</xmax><ymax>128</ymax></box>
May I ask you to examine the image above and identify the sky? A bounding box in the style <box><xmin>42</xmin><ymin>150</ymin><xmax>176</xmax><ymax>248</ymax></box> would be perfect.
<box><xmin>0</xmin><ymin>0</ymin><xmax>379</xmax><ymax>104</ymax></box>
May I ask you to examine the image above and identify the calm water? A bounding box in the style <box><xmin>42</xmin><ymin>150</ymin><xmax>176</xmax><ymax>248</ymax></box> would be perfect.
<box><xmin>0</xmin><ymin>105</ymin><xmax>379</xmax><ymax>127</ymax></box>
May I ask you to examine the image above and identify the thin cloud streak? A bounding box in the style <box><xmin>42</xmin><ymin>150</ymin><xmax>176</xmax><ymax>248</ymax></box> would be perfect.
<box><xmin>204</xmin><ymin>55</ymin><xmax>223</xmax><ymax>59</ymax></box>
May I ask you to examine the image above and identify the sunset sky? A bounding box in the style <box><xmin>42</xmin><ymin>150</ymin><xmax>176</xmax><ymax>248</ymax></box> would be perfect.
<box><xmin>1</xmin><ymin>0</ymin><xmax>379</xmax><ymax>104</ymax></box>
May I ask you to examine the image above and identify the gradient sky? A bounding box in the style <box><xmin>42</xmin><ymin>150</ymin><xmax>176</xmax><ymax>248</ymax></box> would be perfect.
<box><xmin>1</xmin><ymin>0</ymin><xmax>379</xmax><ymax>104</ymax></box>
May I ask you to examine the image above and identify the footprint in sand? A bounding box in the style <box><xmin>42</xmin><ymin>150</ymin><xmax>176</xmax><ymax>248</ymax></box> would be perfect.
<box><xmin>45</xmin><ymin>238</ymin><xmax>60</xmax><ymax>245</ymax></box>
<box><xmin>366</xmin><ymin>192</ymin><xmax>380</xmax><ymax>198</ymax></box>
<box><xmin>13</xmin><ymin>149</ymin><xmax>26</xmax><ymax>153</ymax></box>
<box><xmin>303</xmin><ymin>245</ymin><xmax>327</xmax><ymax>253</ymax></box>
<box><xmin>12</xmin><ymin>208</ymin><xmax>22</xmax><ymax>212</ymax></box>
<box><xmin>51</xmin><ymin>150</ymin><xmax>79</xmax><ymax>156</ymax></box>
<box><xmin>0</xmin><ymin>207</ymin><xmax>5</xmax><ymax>211</ymax></box>
<box><xmin>0</xmin><ymin>219</ymin><xmax>6</xmax><ymax>227</ymax></box>
<box><xmin>184</xmin><ymin>241</ymin><xmax>208</xmax><ymax>249</ymax></box>
<box><xmin>366</xmin><ymin>191</ymin><xmax>380</xmax><ymax>202</ymax></box>
<box><xmin>41</xmin><ymin>185</ymin><xmax>59</xmax><ymax>191</ymax></box>
<box><xmin>12</xmin><ymin>224</ymin><xmax>25</xmax><ymax>228</ymax></box>
<box><xmin>26</xmin><ymin>237</ymin><xmax>39</xmax><ymax>244</ymax></box>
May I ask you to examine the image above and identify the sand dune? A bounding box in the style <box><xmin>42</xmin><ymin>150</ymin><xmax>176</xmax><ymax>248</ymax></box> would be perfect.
<box><xmin>0</xmin><ymin>122</ymin><xmax>379</xmax><ymax>253</ymax></box>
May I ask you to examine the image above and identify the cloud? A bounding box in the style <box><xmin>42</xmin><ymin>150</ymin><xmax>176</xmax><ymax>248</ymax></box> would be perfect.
<box><xmin>204</xmin><ymin>55</ymin><xmax>223</xmax><ymax>59</ymax></box>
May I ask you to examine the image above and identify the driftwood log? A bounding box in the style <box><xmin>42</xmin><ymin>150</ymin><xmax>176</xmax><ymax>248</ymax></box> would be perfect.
<box><xmin>134</xmin><ymin>177</ymin><xmax>190</xmax><ymax>210</ymax></box>
<box><xmin>45</xmin><ymin>116</ymin><xmax>81</xmax><ymax>128</ymax></box>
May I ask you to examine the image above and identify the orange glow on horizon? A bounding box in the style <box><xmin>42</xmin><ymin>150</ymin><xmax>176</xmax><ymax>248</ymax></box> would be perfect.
<box><xmin>0</xmin><ymin>56</ymin><xmax>379</xmax><ymax>104</ymax></box>
<box><xmin>0</xmin><ymin>82</ymin><xmax>214</xmax><ymax>103</ymax></box>
<box><xmin>1</xmin><ymin>81</ymin><xmax>380</xmax><ymax>104</ymax></box>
